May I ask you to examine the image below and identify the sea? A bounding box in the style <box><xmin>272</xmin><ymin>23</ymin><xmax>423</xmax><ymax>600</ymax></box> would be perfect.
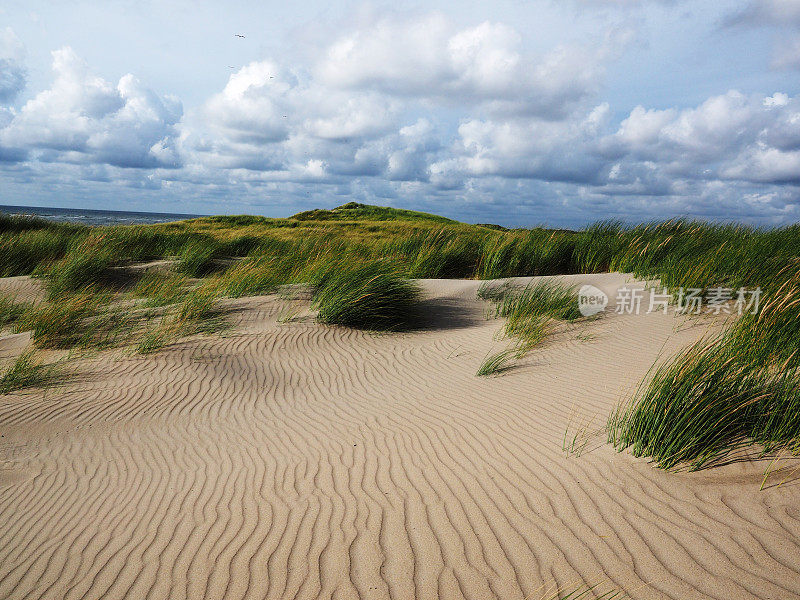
<box><xmin>0</xmin><ymin>204</ymin><xmax>206</xmax><ymax>227</ymax></box>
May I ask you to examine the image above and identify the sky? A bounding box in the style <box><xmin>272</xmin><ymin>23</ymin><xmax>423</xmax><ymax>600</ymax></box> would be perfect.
<box><xmin>1</xmin><ymin>0</ymin><xmax>799</xmax><ymax>227</ymax></box>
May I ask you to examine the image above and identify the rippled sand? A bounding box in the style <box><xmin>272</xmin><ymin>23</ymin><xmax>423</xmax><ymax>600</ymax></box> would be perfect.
<box><xmin>1</xmin><ymin>273</ymin><xmax>799</xmax><ymax>600</ymax></box>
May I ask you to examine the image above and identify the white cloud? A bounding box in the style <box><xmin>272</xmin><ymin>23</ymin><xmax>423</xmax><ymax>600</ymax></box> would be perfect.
<box><xmin>601</xmin><ymin>90</ymin><xmax>800</xmax><ymax>185</ymax></box>
<box><xmin>0</xmin><ymin>27</ymin><xmax>26</xmax><ymax>106</ymax></box>
<box><xmin>185</xmin><ymin>58</ymin><xmax>401</xmax><ymax>176</ymax></box>
<box><xmin>1</xmin><ymin>11</ymin><xmax>799</xmax><ymax>226</ymax></box>
<box><xmin>0</xmin><ymin>47</ymin><xmax>182</xmax><ymax>168</ymax></box>
<box><xmin>314</xmin><ymin>13</ymin><xmax>628</xmax><ymax>118</ymax></box>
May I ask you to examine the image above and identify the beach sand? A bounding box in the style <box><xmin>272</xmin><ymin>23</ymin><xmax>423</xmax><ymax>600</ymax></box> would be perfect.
<box><xmin>1</xmin><ymin>272</ymin><xmax>799</xmax><ymax>599</ymax></box>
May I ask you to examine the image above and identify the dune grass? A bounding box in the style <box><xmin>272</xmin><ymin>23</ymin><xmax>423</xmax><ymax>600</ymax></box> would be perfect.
<box><xmin>0</xmin><ymin>295</ymin><xmax>29</xmax><ymax>328</ymax></box>
<box><xmin>214</xmin><ymin>255</ymin><xmax>292</xmax><ymax>298</ymax></box>
<box><xmin>176</xmin><ymin>241</ymin><xmax>220</xmax><ymax>277</ymax></box>
<box><xmin>312</xmin><ymin>261</ymin><xmax>421</xmax><ymax>331</ymax></box>
<box><xmin>0</xmin><ymin>350</ymin><xmax>58</xmax><ymax>394</ymax></box>
<box><xmin>608</xmin><ymin>336</ymin><xmax>800</xmax><ymax>470</ymax></box>
<box><xmin>604</xmin><ymin>224</ymin><xmax>800</xmax><ymax>469</ymax></box>
<box><xmin>544</xmin><ymin>585</ymin><xmax>626</xmax><ymax>600</ymax></box>
<box><xmin>292</xmin><ymin>201</ymin><xmax>459</xmax><ymax>224</ymax></box>
<box><xmin>16</xmin><ymin>291</ymin><xmax>136</xmax><ymax>350</ymax></box>
<box><xmin>1</xmin><ymin>206</ymin><xmax>799</xmax><ymax>469</ymax></box>
<box><xmin>41</xmin><ymin>236</ymin><xmax>120</xmax><ymax>298</ymax></box>
<box><xmin>478</xmin><ymin>280</ymin><xmax>583</xmax><ymax>375</ymax></box>
<box><xmin>134</xmin><ymin>284</ymin><xmax>227</xmax><ymax>354</ymax></box>
<box><xmin>132</xmin><ymin>269</ymin><xmax>189</xmax><ymax>306</ymax></box>
<box><xmin>476</xmin><ymin>348</ymin><xmax>517</xmax><ymax>377</ymax></box>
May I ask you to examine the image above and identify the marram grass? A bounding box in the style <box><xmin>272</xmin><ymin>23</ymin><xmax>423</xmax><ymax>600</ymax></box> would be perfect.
<box><xmin>478</xmin><ymin>280</ymin><xmax>582</xmax><ymax>375</ymax></box>
<box><xmin>608</xmin><ymin>336</ymin><xmax>800</xmax><ymax>470</ymax></box>
<box><xmin>1</xmin><ymin>204</ymin><xmax>799</xmax><ymax>469</ymax></box>
<box><xmin>476</xmin><ymin>349</ymin><xmax>517</xmax><ymax>377</ymax></box>
<box><xmin>0</xmin><ymin>350</ymin><xmax>58</xmax><ymax>394</ymax></box>
<box><xmin>312</xmin><ymin>261</ymin><xmax>421</xmax><ymax>331</ymax></box>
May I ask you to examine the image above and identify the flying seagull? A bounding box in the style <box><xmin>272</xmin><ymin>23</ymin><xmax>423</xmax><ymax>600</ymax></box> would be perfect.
<box><xmin>235</xmin><ymin>34</ymin><xmax>245</xmax><ymax>38</ymax></box>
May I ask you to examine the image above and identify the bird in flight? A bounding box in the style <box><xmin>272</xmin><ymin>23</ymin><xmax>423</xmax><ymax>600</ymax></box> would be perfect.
<box><xmin>235</xmin><ymin>34</ymin><xmax>245</xmax><ymax>38</ymax></box>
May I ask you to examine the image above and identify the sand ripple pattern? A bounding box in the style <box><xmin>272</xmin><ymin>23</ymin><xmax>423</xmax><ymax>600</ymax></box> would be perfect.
<box><xmin>1</xmin><ymin>273</ymin><xmax>799</xmax><ymax>600</ymax></box>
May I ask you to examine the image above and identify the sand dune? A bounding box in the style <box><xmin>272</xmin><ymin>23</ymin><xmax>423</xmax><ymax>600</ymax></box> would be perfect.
<box><xmin>1</xmin><ymin>273</ymin><xmax>799</xmax><ymax>599</ymax></box>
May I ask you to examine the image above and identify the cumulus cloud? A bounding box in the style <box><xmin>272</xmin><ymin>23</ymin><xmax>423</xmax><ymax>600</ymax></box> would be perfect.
<box><xmin>0</xmin><ymin>47</ymin><xmax>182</xmax><ymax>168</ymax></box>
<box><xmin>315</xmin><ymin>13</ymin><xmax>629</xmax><ymax>118</ymax></box>
<box><xmin>183</xmin><ymin>58</ymin><xmax>401</xmax><ymax>176</ymax></box>
<box><xmin>429</xmin><ymin>104</ymin><xmax>611</xmax><ymax>186</ymax></box>
<box><xmin>0</xmin><ymin>28</ymin><xmax>26</xmax><ymax>106</ymax></box>
<box><xmin>600</xmin><ymin>91</ymin><xmax>800</xmax><ymax>184</ymax></box>
<box><xmin>180</xmin><ymin>11</ymin><xmax>631</xmax><ymax>189</ymax></box>
<box><xmin>1</xmin><ymin>11</ymin><xmax>799</xmax><ymax>226</ymax></box>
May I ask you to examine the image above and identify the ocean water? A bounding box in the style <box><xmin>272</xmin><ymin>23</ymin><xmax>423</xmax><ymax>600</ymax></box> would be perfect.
<box><xmin>0</xmin><ymin>204</ymin><xmax>205</xmax><ymax>226</ymax></box>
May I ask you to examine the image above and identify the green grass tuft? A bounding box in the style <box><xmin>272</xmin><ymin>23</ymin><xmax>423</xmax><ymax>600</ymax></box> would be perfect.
<box><xmin>476</xmin><ymin>349</ymin><xmax>517</xmax><ymax>377</ymax></box>
<box><xmin>176</xmin><ymin>242</ymin><xmax>220</xmax><ymax>277</ymax></box>
<box><xmin>0</xmin><ymin>294</ymin><xmax>29</xmax><ymax>328</ymax></box>
<box><xmin>312</xmin><ymin>261</ymin><xmax>421</xmax><ymax>331</ymax></box>
<box><xmin>0</xmin><ymin>350</ymin><xmax>58</xmax><ymax>394</ymax></box>
<box><xmin>215</xmin><ymin>255</ymin><xmax>289</xmax><ymax>298</ymax></box>
<box><xmin>16</xmin><ymin>291</ymin><xmax>133</xmax><ymax>350</ymax></box>
<box><xmin>42</xmin><ymin>236</ymin><xmax>119</xmax><ymax>298</ymax></box>
<box><xmin>483</xmin><ymin>280</ymin><xmax>582</xmax><ymax>350</ymax></box>
<box><xmin>132</xmin><ymin>269</ymin><xmax>189</xmax><ymax>306</ymax></box>
<box><xmin>608</xmin><ymin>336</ymin><xmax>800</xmax><ymax>470</ymax></box>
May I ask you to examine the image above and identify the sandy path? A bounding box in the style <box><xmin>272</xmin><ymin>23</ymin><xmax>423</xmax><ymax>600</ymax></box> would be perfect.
<box><xmin>1</xmin><ymin>273</ymin><xmax>799</xmax><ymax>600</ymax></box>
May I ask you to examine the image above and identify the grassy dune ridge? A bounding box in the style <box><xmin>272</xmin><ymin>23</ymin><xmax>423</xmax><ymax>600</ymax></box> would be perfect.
<box><xmin>1</xmin><ymin>205</ymin><xmax>799</xmax><ymax>469</ymax></box>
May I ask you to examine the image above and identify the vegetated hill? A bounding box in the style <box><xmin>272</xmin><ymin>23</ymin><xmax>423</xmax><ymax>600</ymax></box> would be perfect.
<box><xmin>291</xmin><ymin>202</ymin><xmax>459</xmax><ymax>224</ymax></box>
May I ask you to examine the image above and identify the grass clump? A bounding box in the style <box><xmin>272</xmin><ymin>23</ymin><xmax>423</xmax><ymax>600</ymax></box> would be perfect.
<box><xmin>135</xmin><ymin>324</ymin><xmax>174</xmax><ymax>354</ymax></box>
<box><xmin>42</xmin><ymin>236</ymin><xmax>119</xmax><ymax>298</ymax></box>
<box><xmin>132</xmin><ymin>270</ymin><xmax>189</xmax><ymax>306</ymax></box>
<box><xmin>134</xmin><ymin>286</ymin><xmax>226</xmax><ymax>354</ymax></box>
<box><xmin>477</xmin><ymin>280</ymin><xmax>583</xmax><ymax>376</ymax></box>
<box><xmin>483</xmin><ymin>280</ymin><xmax>582</xmax><ymax>350</ymax></box>
<box><xmin>312</xmin><ymin>261</ymin><xmax>421</xmax><ymax>330</ymax></box>
<box><xmin>176</xmin><ymin>286</ymin><xmax>222</xmax><ymax>326</ymax></box>
<box><xmin>215</xmin><ymin>255</ymin><xmax>289</xmax><ymax>298</ymax></box>
<box><xmin>176</xmin><ymin>241</ymin><xmax>220</xmax><ymax>277</ymax></box>
<box><xmin>16</xmin><ymin>291</ymin><xmax>133</xmax><ymax>350</ymax></box>
<box><xmin>477</xmin><ymin>349</ymin><xmax>516</xmax><ymax>377</ymax></box>
<box><xmin>17</xmin><ymin>293</ymin><xmax>101</xmax><ymax>349</ymax></box>
<box><xmin>609</xmin><ymin>250</ymin><xmax>800</xmax><ymax>470</ymax></box>
<box><xmin>608</xmin><ymin>337</ymin><xmax>800</xmax><ymax>470</ymax></box>
<box><xmin>0</xmin><ymin>295</ymin><xmax>29</xmax><ymax>328</ymax></box>
<box><xmin>0</xmin><ymin>350</ymin><xmax>58</xmax><ymax>394</ymax></box>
